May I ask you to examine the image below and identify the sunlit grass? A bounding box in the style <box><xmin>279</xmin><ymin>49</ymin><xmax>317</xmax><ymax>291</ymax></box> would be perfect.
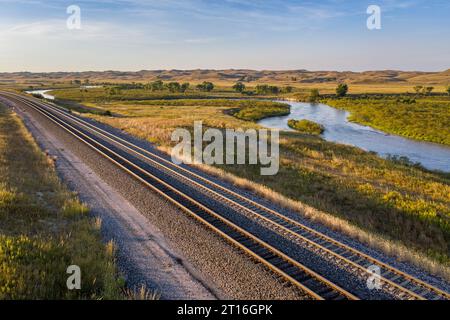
<box><xmin>48</xmin><ymin>88</ymin><xmax>450</xmax><ymax>276</ymax></box>
<box><xmin>323</xmin><ymin>96</ymin><xmax>450</xmax><ymax>146</ymax></box>
<box><xmin>0</xmin><ymin>104</ymin><xmax>122</xmax><ymax>299</ymax></box>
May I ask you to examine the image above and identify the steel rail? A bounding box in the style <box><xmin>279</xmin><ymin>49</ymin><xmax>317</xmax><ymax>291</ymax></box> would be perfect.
<box><xmin>3</xmin><ymin>91</ymin><xmax>449</xmax><ymax>300</ymax></box>
<box><xmin>3</xmin><ymin>92</ymin><xmax>358</xmax><ymax>300</ymax></box>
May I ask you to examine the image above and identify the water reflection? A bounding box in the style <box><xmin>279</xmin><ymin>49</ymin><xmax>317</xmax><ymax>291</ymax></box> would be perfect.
<box><xmin>259</xmin><ymin>101</ymin><xmax>450</xmax><ymax>172</ymax></box>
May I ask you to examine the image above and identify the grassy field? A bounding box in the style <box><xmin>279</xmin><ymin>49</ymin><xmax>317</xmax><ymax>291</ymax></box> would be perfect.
<box><xmin>0</xmin><ymin>104</ymin><xmax>122</xmax><ymax>299</ymax></box>
<box><xmin>322</xmin><ymin>96</ymin><xmax>450</xmax><ymax>146</ymax></box>
<box><xmin>43</xmin><ymin>87</ymin><xmax>450</xmax><ymax>276</ymax></box>
<box><xmin>65</xmin><ymin>100</ymin><xmax>265</xmax><ymax>146</ymax></box>
<box><xmin>50</xmin><ymin>87</ymin><xmax>243</xmax><ymax>102</ymax></box>
<box><xmin>47</xmin><ymin>90</ymin><xmax>290</xmax><ymax>145</ymax></box>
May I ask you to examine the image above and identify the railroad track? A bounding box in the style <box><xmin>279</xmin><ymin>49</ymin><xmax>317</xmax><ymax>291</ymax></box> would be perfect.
<box><xmin>1</xmin><ymin>91</ymin><xmax>449</xmax><ymax>300</ymax></box>
<box><xmin>1</xmin><ymin>92</ymin><xmax>355</xmax><ymax>300</ymax></box>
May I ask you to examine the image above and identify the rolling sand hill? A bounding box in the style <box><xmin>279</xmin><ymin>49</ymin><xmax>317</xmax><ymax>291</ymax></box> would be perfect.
<box><xmin>1</xmin><ymin>69</ymin><xmax>449</xmax><ymax>86</ymax></box>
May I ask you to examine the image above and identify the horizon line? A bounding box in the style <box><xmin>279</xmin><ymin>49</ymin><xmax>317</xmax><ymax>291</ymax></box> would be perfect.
<box><xmin>2</xmin><ymin>68</ymin><xmax>450</xmax><ymax>74</ymax></box>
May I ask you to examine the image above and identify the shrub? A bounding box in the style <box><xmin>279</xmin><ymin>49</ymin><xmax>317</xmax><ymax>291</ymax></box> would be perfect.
<box><xmin>287</xmin><ymin>119</ymin><xmax>324</xmax><ymax>135</ymax></box>
<box><xmin>336</xmin><ymin>83</ymin><xmax>348</xmax><ymax>97</ymax></box>
<box><xmin>232</xmin><ymin>101</ymin><xmax>290</xmax><ymax>121</ymax></box>
<box><xmin>308</xmin><ymin>89</ymin><xmax>320</xmax><ymax>102</ymax></box>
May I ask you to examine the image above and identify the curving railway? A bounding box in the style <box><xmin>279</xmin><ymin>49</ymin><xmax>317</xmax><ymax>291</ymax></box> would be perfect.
<box><xmin>1</xmin><ymin>91</ymin><xmax>448</xmax><ymax>301</ymax></box>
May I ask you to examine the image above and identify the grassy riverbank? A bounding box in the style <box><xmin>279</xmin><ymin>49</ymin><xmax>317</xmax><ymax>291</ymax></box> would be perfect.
<box><xmin>322</xmin><ymin>96</ymin><xmax>450</xmax><ymax>146</ymax></box>
<box><xmin>43</xmin><ymin>88</ymin><xmax>450</xmax><ymax>274</ymax></box>
<box><xmin>287</xmin><ymin>119</ymin><xmax>324</xmax><ymax>135</ymax></box>
<box><xmin>0</xmin><ymin>104</ymin><xmax>122</xmax><ymax>299</ymax></box>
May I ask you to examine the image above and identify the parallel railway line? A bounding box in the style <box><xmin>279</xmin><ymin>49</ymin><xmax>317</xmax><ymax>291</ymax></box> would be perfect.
<box><xmin>1</xmin><ymin>91</ymin><xmax>448</xmax><ymax>300</ymax></box>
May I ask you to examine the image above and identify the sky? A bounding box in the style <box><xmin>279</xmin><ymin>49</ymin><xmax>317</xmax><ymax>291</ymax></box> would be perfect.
<box><xmin>0</xmin><ymin>0</ymin><xmax>449</xmax><ymax>72</ymax></box>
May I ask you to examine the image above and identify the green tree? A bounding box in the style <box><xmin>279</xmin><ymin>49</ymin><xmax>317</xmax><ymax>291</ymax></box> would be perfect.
<box><xmin>309</xmin><ymin>89</ymin><xmax>320</xmax><ymax>102</ymax></box>
<box><xmin>151</xmin><ymin>80</ymin><xmax>164</xmax><ymax>91</ymax></box>
<box><xmin>204</xmin><ymin>82</ymin><xmax>214</xmax><ymax>92</ymax></box>
<box><xmin>413</xmin><ymin>86</ymin><xmax>423</xmax><ymax>94</ymax></box>
<box><xmin>424</xmin><ymin>86</ymin><xmax>434</xmax><ymax>95</ymax></box>
<box><xmin>336</xmin><ymin>83</ymin><xmax>348</xmax><ymax>97</ymax></box>
<box><xmin>180</xmin><ymin>83</ymin><xmax>190</xmax><ymax>93</ymax></box>
<box><xmin>282</xmin><ymin>86</ymin><xmax>293</xmax><ymax>94</ymax></box>
<box><xmin>197</xmin><ymin>81</ymin><xmax>214</xmax><ymax>92</ymax></box>
<box><xmin>256</xmin><ymin>85</ymin><xmax>280</xmax><ymax>95</ymax></box>
<box><xmin>232</xmin><ymin>82</ymin><xmax>246</xmax><ymax>93</ymax></box>
<box><xmin>269</xmin><ymin>86</ymin><xmax>280</xmax><ymax>94</ymax></box>
<box><xmin>256</xmin><ymin>85</ymin><xmax>269</xmax><ymax>95</ymax></box>
<box><xmin>165</xmin><ymin>82</ymin><xmax>181</xmax><ymax>93</ymax></box>
<box><xmin>446</xmin><ymin>85</ymin><xmax>450</xmax><ymax>95</ymax></box>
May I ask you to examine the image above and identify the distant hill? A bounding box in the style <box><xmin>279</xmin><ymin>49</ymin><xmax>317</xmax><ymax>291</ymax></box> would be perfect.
<box><xmin>1</xmin><ymin>69</ymin><xmax>449</xmax><ymax>85</ymax></box>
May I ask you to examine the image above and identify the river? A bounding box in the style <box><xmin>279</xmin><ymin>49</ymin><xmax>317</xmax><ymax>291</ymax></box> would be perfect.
<box><xmin>26</xmin><ymin>89</ymin><xmax>55</xmax><ymax>100</ymax></box>
<box><xmin>25</xmin><ymin>90</ymin><xmax>450</xmax><ymax>172</ymax></box>
<box><xmin>25</xmin><ymin>86</ymin><xmax>101</xmax><ymax>100</ymax></box>
<box><xmin>258</xmin><ymin>101</ymin><xmax>450</xmax><ymax>172</ymax></box>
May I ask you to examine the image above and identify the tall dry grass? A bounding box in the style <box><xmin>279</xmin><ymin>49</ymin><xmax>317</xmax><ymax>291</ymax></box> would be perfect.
<box><xmin>58</xmin><ymin>94</ymin><xmax>449</xmax><ymax>279</ymax></box>
<box><xmin>191</xmin><ymin>162</ymin><xmax>450</xmax><ymax>280</ymax></box>
<box><xmin>0</xmin><ymin>104</ymin><xmax>122</xmax><ymax>299</ymax></box>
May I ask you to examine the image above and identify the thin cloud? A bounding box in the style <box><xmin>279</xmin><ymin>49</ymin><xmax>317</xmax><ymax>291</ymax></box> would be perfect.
<box><xmin>0</xmin><ymin>0</ymin><xmax>448</xmax><ymax>72</ymax></box>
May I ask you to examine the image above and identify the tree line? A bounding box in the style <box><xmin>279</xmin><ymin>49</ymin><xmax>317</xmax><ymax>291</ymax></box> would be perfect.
<box><xmin>413</xmin><ymin>86</ymin><xmax>434</xmax><ymax>95</ymax></box>
<box><xmin>231</xmin><ymin>82</ymin><xmax>293</xmax><ymax>95</ymax></box>
<box><xmin>104</xmin><ymin>80</ymin><xmax>216</xmax><ymax>95</ymax></box>
<box><xmin>72</xmin><ymin>78</ymin><xmax>450</xmax><ymax>98</ymax></box>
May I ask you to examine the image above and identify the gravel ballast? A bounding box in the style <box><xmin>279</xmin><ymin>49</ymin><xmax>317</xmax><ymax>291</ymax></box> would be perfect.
<box><xmin>4</xmin><ymin>93</ymin><xmax>449</xmax><ymax>299</ymax></box>
<box><xmin>2</xmin><ymin>96</ymin><xmax>308</xmax><ymax>300</ymax></box>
